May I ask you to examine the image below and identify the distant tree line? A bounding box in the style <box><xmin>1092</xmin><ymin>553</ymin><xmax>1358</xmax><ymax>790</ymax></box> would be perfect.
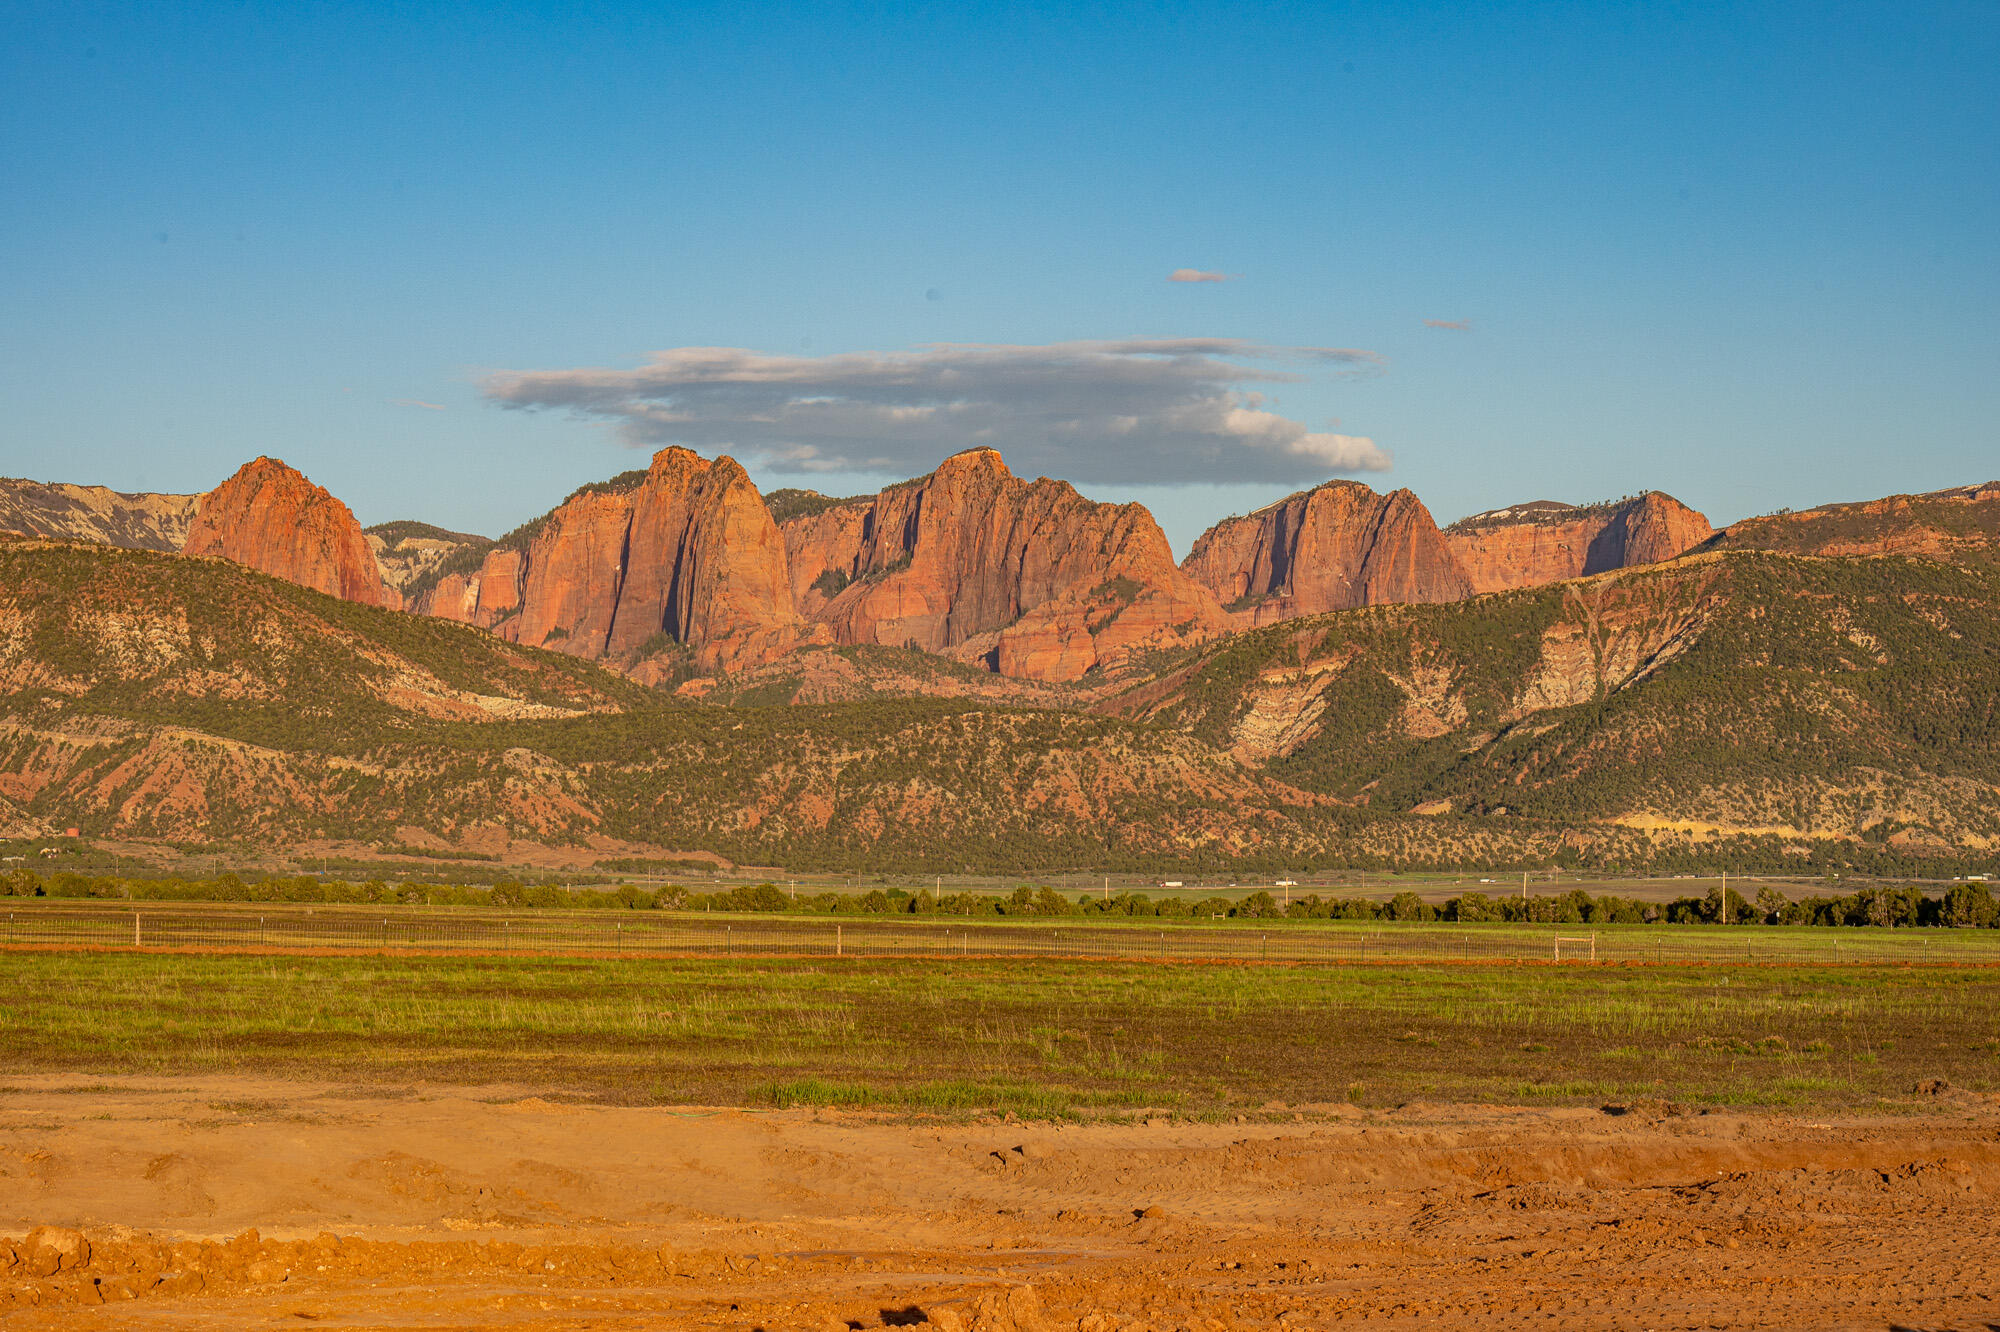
<box><xmin>3</xmin><ymin>870</ymin><xmax>1996</xmax><ymax>928</ymax></box>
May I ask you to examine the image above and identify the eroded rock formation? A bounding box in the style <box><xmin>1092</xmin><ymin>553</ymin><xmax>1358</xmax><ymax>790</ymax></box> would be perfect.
<box><xmin>1181</xmin><ymin>480</ymin><xmax>1473</xmax><ymax>625</ymax></box>
<box><xmin>422</xmin><ymin>448</ymin><xmax>799</xmax><ymax>675</ymax></box>
<box><xmin>1445</xmin><ymin>493</ymin><xmax>1714</xmax><ymax>594</ymax></box>
<box><xmin>778</xmin><ymin>448</ymin><xmax>1228</xmax><ymax>681</ymax></box>
<box><xmin>1713</xmin><ymin>482</ymin><xmax>2000</xmax><ymax>564</ymax></box>
<box><xmin>181</xmin><ymin>457</ymin><xmax>399</xmax><ymax>608</ymax></box>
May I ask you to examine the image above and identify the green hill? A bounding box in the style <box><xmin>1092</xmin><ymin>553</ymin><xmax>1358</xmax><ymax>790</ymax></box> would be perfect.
<box><xmin>1</xmin><ymin>539</ymin><xmax>1995</xmax><ymax>874</ymax></box>
<box><xmin>1114</xmin><ymin>550</ymin><xmax>2000</xmax><ymax>860</ymax></box>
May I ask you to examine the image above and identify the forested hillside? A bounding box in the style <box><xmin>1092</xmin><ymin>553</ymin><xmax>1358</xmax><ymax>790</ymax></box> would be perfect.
<box><xmin>1</xmin><ymin>539</ymin><xmax>1995</xmax><ymax>874</ymax></box>
<box><xmin>1117</xmin><ymin>551</ymin><xmax>2000</xmax><ymax>859</ymax></box>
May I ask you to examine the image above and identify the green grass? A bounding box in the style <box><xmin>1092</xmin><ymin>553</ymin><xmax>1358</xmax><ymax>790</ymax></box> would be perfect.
<box><xmin>1</xmin><ymin>953</ymin><xmax>1997</xmax><ymax>1117</ymax></box>
<box><xmin>13</xmin><ymin>899</ymin><xmax>2000</xmax><ymax>967</ymax></box>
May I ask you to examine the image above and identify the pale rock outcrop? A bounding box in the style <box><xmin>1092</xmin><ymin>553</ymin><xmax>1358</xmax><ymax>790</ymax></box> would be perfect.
<box><xmin>0</xmin><ymin>479</ymin><xmax>201</xmax><ymax>552</ymax></box>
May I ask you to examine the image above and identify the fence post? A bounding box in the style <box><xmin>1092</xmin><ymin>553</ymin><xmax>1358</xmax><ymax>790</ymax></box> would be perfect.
<box><xmin>836</xmin><ymin>923</ymin><xmax>842</xmax><ymax>957</ymax></box>
<box><xmin>134</xmin><ymin>913</ymin><xmax>141</xmax><ymax>948</ymax></box>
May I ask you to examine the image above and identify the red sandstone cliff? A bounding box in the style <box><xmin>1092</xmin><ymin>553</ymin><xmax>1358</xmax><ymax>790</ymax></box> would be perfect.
<box><xmin>1181</xmin><ymin>481</ymin><xmax>1472</xmax><ymax>626</ymax></box>
<box><xmin>1444</xmin><ymin>492</ymin><xmax>1714</xmax><ymax>595</ymax></box>
<box><xmin>778</xmin><ymin>448</ymin><xmax>1228</xmax><ymax>682</ymax></box>
<box><xmin>422</xmin><ymin>448</ymin><xmax>798</xmax><ymax>675</ymax></box>
<box><xmin>1713</xmin><ymin>482</ymin><xmax>2000</xmax><ymax>563</ymax></box>
<box><xmin>181</xmin><ymin>458</ymin><xmax>399</xmax><ymax>608</ymax></box>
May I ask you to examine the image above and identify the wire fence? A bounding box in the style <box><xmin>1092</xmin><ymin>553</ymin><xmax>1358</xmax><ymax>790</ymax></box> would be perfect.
<box><xmin>2</xmin><ymin>902</ymin><xmax>1998</xmax><ymax>965</ymax></box>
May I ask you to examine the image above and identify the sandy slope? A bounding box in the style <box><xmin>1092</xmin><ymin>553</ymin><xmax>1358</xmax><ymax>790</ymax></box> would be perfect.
<box><xmin>1</xmin><ymin>1076</ymin><xmax>1997</xmax><ymax>1329</ymax></box>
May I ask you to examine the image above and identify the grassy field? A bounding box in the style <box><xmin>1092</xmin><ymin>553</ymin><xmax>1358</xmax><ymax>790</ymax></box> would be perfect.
<box><xmin>1</xmin><ymin>952</ymin><xmax>1996</xmax><ymax>1116</ymax></box>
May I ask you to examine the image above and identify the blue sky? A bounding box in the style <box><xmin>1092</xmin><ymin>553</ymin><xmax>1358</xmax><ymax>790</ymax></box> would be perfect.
<box><xmin>4</xmin><ymin>1</ymin><xmax>1995</xmax><ymax>553</ymax></box>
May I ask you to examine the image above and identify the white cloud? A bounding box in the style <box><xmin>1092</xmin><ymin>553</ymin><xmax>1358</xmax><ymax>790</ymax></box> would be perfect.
<box><xmin>1168</xmin><ymin>268</ymin><xmax>1235</xmax><ymax>283</ymax></box>
<box><xmin>394</xmin><ymin>398</ymin><xmax>447</xmax><ymax>410</ymax></box>
<box><xmin>1423</xmin><ymin>318</ymin><xmax>1471</xmax><ymax>331</ymax></box>
<box><xmin>481</xmin><ymin>338</ymin><xmax>1391</xmax><ymax>485</ymax></box>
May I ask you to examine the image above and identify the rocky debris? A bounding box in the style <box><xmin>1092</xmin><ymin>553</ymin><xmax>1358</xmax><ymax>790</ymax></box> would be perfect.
<box><xmin>1182</xmin><ymin>480</ymin><xmax>1472</xmax><ymax>625</ymax></box>
<box><xmin>182</xmin><ymin>457</ymin><xmax>400</xmax><ymax>608</ymax></box>
<box><xmin>0</xmin><ymin>478</ymin><xmax>201</xmax><ymax>552</ymax></box>
<box><xmin>1446</xmin><ymin>492</ymin><xmax>1714</xmax><ymax>594</ymax></box>
<box><xmin>927</xmin><ymin>1283</ymin><xmax>1048</xmax><ymax>1332</ymax></box>
<box><xmin>779</xmin><ymin>448</ymin><xmax>1228</xmax><ymax>682</ymax></box>
<box><xmin>424</xmin><ymin>448</ymin><xmax>801</xmax><ymax>675</ymax></box>
<box><xmin>20</xmin><ymin>1226</ymin><xmax>88</xmax><ymax>1276</ymax></box>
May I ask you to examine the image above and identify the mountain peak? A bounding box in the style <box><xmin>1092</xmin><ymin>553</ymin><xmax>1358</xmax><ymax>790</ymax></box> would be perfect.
<box><xmin>183</xmin><ymin>457</ymin><xmax>399</xmax><ymax>608</ymax></box>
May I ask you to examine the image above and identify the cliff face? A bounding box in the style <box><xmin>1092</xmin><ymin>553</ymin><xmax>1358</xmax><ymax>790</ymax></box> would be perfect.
<box><xmin>778</xmin><ymin>448</ymin><xmax>1228</xmax><ymax>682</ymax></box>
<box><xmin>1714</xmin><ymin>482</ymin><xmax>2000</xmax><ymax>565</ymax></box>
<box><xmin>1444</xmin><ymin>492</ymin><xmax>1714</xmax><ymax>595</ymax></box>
<box><xmin>423</xmin><ymin>448</ymin><xmax>799</xmax><ymax>675</ymax></box>
<box><xmin>1181</xmin><ymin>481</ymin><xmax>1473</xmax><ymax>625</ymax></box>
<box><xmin>0</xmin><ymin>478</ymin><xmax>201</xmax><ymax>552</ymax></box>
<box><xmin>181</xmin><ymin>457</ymin><xmax>399</xmax><ymax>608</ymax></box>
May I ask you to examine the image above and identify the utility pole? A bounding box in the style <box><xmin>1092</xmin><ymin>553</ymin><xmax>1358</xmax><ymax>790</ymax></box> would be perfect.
<box><xmin>1721</xmin><ymin>870</ymin><xmax>1729</xmax><ymax>924</ymax></box>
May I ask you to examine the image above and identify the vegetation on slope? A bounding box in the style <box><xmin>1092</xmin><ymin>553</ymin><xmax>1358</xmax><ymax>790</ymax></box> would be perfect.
<box><xmin>765</xmin><ymin>488</ymin><xmax>866</xmax><ymax>524</ymax></box>
<box><xmin>1711</xmin><ymin>485</ymin><xmax>2000</xmax><ymax>564</ymax></box>
<box><xmin>364</xmin><ymin>520</ymin><xmax>490</xmax><ymax>547</ymax></box>
<box><xmin>1119</xmin><ymin>552</ymin><xmax>2000</xmax><ymax>860</ymax></box>
<box><xmin>4</xmin><ymin>542</ymin><xmax>1999</xmax><ymax>875</ymax></box>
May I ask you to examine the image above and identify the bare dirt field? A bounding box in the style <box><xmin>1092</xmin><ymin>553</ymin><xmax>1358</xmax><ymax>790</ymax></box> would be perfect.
<box><xmin>3</xmin><ymin>1076</ymin><xmax>1998</xmax><ymax>1331</ymax></box>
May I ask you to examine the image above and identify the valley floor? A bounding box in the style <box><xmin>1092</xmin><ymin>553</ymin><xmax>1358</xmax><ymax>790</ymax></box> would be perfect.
<box><xmin>2</xmin><ymin>1077</ymin><xmax>1997</xmax><ymax>1330</ymax></box>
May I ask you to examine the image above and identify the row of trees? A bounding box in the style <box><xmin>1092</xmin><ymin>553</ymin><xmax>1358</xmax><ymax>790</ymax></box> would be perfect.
<box><xmin>3</xmin><ymin>870</ymin><xmax>1996</xmax><ymax>928</ymax></box>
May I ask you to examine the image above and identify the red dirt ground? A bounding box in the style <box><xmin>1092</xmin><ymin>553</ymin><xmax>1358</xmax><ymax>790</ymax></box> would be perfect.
<box><xmin>2</xmin><ymin>1076</ymin><xmax>1997</xmax><ymax>1330</ymax></box>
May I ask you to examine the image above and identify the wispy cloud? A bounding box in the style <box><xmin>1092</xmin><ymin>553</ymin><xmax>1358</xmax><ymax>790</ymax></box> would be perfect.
<box><xmin>1168</xmin><ymin>268</ymin><xmax>1235</xmax><ymax>283</ymax></box>
<box><xmin>394</xmin><ymin>398</ymin><xmax>447</xmax><ymax>410</ymax></box>
<box><xmin>482</xmin><ymin>338</ymin><xmax>1391</xmax><ymax>485</ymax></box>
<box><xmin>1423</xmin><ymin>318</ymin><xmax>1471</xmax><ymax>331</ymax></box>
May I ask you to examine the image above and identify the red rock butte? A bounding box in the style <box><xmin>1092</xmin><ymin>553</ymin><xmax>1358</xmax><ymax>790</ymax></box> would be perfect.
<box><xmin>1444</xmin><ymin>492</ymin><xmax>1714</xmax><ymax>595</ymax></box>
<box><xmin>181</xmin><ymin>457</ymin><xmax>399</xmax><ymax>609</ymax></box>
<box><xmin>162</xmin><ymin>450</ymin><xmax>1759</xmax><ymax>687</ymax></box>
<box><xmin>778</xmin><ymin>447</ymin><xmax>1228</xmax><ymax>681</ymax></box>
<box><xmin>423</xmin><ymin>448</ymin><xmax>799</xmax><ymax>677</ymax></box>
<box><xmin>1181</xmin><ymin>480</ymin><xmax>1473</xmax><ymax>624</ymax></box>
